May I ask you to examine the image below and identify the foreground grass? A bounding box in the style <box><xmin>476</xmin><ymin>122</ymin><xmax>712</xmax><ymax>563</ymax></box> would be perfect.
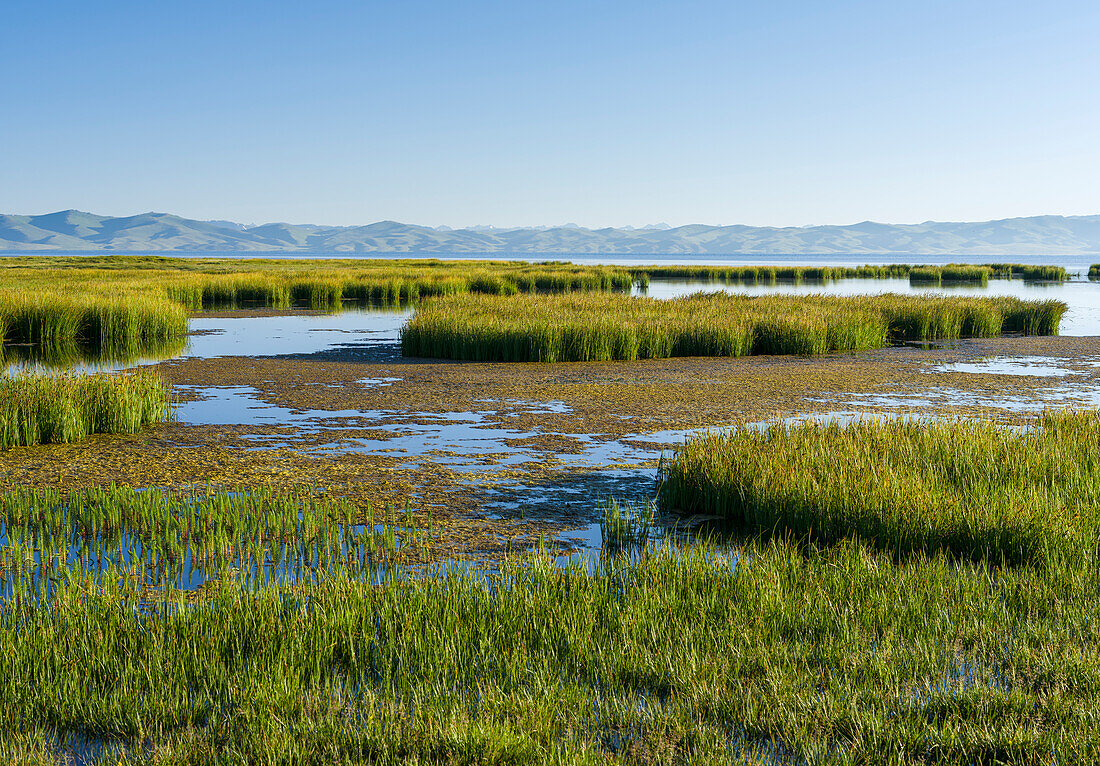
<box><xmin>402</xmin><ymin>292</ymin><xmax>1066</xmax><ymax>362</ymax></box>
<box><xmin>659</xmin><ymin>408</ymin><xmax>1100</xmax><ymax>565</ymax></box>
<box><xmin>0</xmin><ymin>372</ymin><xmax>172</xmax><ymax>448</ymax></box>
<box><xmin>0</xmin><ymin>534</ymin><xmax>1098</xmax><ymax>763</ymax></box>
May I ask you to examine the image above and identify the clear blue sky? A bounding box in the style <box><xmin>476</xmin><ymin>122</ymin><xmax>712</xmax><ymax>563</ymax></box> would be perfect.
<box><xmin>2</xmin><ymin>0</ymin><xmax>1098</xmax><ymax>228</ymax></box>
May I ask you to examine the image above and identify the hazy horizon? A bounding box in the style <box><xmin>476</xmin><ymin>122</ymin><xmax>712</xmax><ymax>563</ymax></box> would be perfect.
<box><xmin>7</xmin><ymin>207</ymin><xmax>1100</xmax><ymax>233</ymax></box>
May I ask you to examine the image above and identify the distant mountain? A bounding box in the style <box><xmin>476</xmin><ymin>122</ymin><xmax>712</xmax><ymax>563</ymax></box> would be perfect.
<box><xmin>4</xmin><ymin>210</ymin><xmax>1100</xmax><ymax>255</ymax></box>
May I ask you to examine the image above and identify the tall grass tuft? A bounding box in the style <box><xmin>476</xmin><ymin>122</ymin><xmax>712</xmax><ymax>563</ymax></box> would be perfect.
<box><xmin>599</xmin><ymin>499</ymin><xmax>654</xmax><ymax>549</ymax></box>
<box><xmin>0</xmin><ymin>295</ymin><xmax>188</xmax><ymax>362</ymax></box>
<box><xmin>908</xmin><ymin>265</ymin><xmax>990</xmax><ymax>286</ymax></box>
<box><xmin>984</xmin><ymin>263</ymin><xmax>1068</xmax><ymax>281</ymax></box>
<box><xmin>659</xmin><ymin>410</ymin><xmax>1100</xmax><ymax>565</ymax></box>
<box><xmin>402</xmin><ymin>292</ymin><xmax>1065</xmax><ymax>362</ymax></box>
<box><xmin>631</xmin><ymin>262</ymin><xmax>1066</xmax><ymax>285</ymax></box>
<box><xmin>0</xmin><ymin>371</ymin><xmax>173</xmax><ymax>448</ymax></box>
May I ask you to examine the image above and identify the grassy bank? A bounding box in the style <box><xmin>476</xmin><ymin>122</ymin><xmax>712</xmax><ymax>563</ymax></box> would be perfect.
<box><xmin>0</xmin><ymin>372</ymin><xmax>173</xmax><ymax>448</ymax></box>
<box><xmin>0</xmin><ymin>520</ymin><xmax>1098</xmax><ymax>762</ymax></box>
<box><xmin>162</xmin><ymin>262</ymin><xmax>638</xmax><ymax>310</ymax></box>
<box><xmin>0</xmin><ymin>256</ymin><xmax>640</xmax><ymax>312</ymax></box>
<box><xmin>631</xmin><ymin>262</ymin><xmax>1068</xmax><ymax>285</ymax></box>
<box><xmin>0</xmin><ymin>255</ymin><xmax>1072</xmax><ymax>365</ymax></box>
<box><xmin>0</xmin><ymin>295</ymin><xmax>188</xmax><ymax>360</ymax></box>
<box><xmin>0</xmin><ymin>258</ymin><xmax>640</xmax><ymax>363</ymax></box>
<box><xmin>658</xmin><ymin>409</ymin><xmax>1100</xmax><ymax>565</ymax></box>
<box><xmin>908</xmin><ymin>265</ymin><xmax>990</xmax><ymax>285</ymax></box>
<box><xmin>402</xmin><ymin>292</ymin><xmax>1066</xmax><ymax>362</ymax></box>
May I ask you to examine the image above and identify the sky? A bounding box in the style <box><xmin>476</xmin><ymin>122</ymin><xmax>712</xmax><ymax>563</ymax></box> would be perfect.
<box><xmin>2</xmin><ymin>0</ymin><xmax>1099</xmax><ymax>229</ymax></box>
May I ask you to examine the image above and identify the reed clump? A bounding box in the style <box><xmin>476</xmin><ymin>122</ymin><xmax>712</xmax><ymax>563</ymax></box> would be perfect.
<box><xmin>632</xmin><ymin>262</ymin><xmax>1067</xmax><ymax>284</ymax></box>
<box><xmin>0</xmin><ymin>295</ymin><xmax>187</xmax><ymax>346</ymax></box>
<box><xmin>402</xmin><ymin>292</ymin><xmax>1065</xmax><ymax>362</ymax></box>
<box><xmin>659</xmin><ymin>409</ymin><xmax>1100</xmax><ymax>565</ymax></box>
<box><xmin>0</xmin><ymin>294</ymin><xmax>188</xmax><ymax>365</ymax></box>
<box><xmin>983</xmin><ymin>263</ymin><xmax>1068</xmax><ymax>281</ymax></box>
<box><xmin>908</xmin><ymin>265</ymin><xmax>990</xmax><ymax>285</ymax></box>
<box><xmin>0</xmin><ymin>371</ymin><xmax>173</xmax><ymax>448</ymax></box>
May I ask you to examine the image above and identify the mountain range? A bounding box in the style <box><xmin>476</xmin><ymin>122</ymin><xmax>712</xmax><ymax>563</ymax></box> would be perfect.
<box><xmin>4</xmin><ymin>210</ymin><xmax>1100</xmax><ymax>255</ymax></box>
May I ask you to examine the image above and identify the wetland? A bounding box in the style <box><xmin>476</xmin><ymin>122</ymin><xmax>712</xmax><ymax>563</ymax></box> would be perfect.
<box><xmin>3</xmin><ymin>255</ymin><xmax>1100</xmax><ymax>763</ymax></box>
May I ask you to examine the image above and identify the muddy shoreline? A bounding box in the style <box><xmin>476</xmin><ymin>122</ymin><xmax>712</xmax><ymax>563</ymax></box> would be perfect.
<box><xmin>2</xmin><ymin>333</ymin><xmax>1097</xmax><ymax>561</ymax></box>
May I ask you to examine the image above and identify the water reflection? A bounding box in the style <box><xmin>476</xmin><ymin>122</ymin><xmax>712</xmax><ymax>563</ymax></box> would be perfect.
<box><xmin>1</xmin><ymin>335</ymin><xmax>187</xmax><ymax>373</ymax></box>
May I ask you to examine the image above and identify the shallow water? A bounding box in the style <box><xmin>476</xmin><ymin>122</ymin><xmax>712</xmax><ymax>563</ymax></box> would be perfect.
<box><xmin>178</xmin><ymin>384</ymin><xmax>673</xmax><ymax>473</ymax></box>
<box><xmin>8</xmin><ymin>272</ymin><xmax>1100</xmax><ymax>567</ymax></box>
<box><xmin>186</xmin><ymin>307</ymin><xmax>410</xmax><ymax>358</ymax></box>
<box><xmin>6</xmin><ymin>274</ymin><xmax>1098</xmax><ymax>373</ymax></box>
<box><xmin>935</xmin><ymin>356</ymin><xmax>1084</xmax><ymax>377</ymax></box>
<box><xmin>0</xmin><ymin>522</ymin><xmax>403</xmax><ymax>602</ymax></box>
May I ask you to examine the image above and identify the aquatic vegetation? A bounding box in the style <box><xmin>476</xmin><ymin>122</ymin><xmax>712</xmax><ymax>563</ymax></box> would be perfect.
<box><xmin>164</xmin><ymin>264</ymin><xmax>639</xmax><ymax>310</ymax></box>
<box><xmin>402</xmin><ymin>292</ymin><xmax>1066</xmax><ymax>362</ymax></box>
<box><xmin>0</xmin><ymin>521</ymin><xmax>1098</xmax><ymax>761</ymax></box>
<box><xmin>0</xmin><ymin>256</ymin><xmax>1075</xmax><ymax>364</ymax></box>
<box><xmin>983</xmin><ymin>263</ymin><xmax>1068</xmax><ymax>281</ymax></box>
<box><xmin>909</xmin><ymin>264</ymin><xmax>1067</xmax><ymax>285</ymax></box>
<box><xmin>630</xmin><ymin>263</ymin><xmax>911</xmax><ymax>284</ymax></box>
<box><xmin>659</xmin><ymin>409</ymin><xmax>1100</xmax><ymax>565</ymax></box>
<box><xmin>0</xmin><ymin>294</ymin><xmax>188</xmax><ymax>361</ymax></box>
<box><xmin>0</xmin><ymin>486</ymin><xmax>410</xmax><ymax>598</ymax></box>
<box><xmin>599</xmin><ymin>498</ymin><xmax>654</xmax><ymax>549</ymax></box>
<box><xmin>908</xmin><ymin>265</ymin><xmax>990</xmax><ymax>285</ymax></box>
<box><xmin>632</xmin><ymin>262</ymin><xmax>1067</xmax><ymax>284</ymax></box>
<box><xmin>0</xmin><ymin>258</ymin><xmax>640</xmax><ymax>362</ymax></box>
<box><xmin>0</xmin><ymin>371</ymin><xmax>172</xmax><ymax>448</ymax></box>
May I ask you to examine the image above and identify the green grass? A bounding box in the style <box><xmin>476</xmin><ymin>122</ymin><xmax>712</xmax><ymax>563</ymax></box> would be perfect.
<box><xmin>401</xmin><ymin>292</ymin><xmax>1066</xmax><ymax>362</ymax></box>
<box><xmin>0</xmin><ymin>258</ymin><xmax>641</xmax><ymax>366</ymax></box>
<box><xmin>908</xmin><ymin>265</ymin><xmax>990</xmax><ymax>285</ymax></box>
<box><xmin>0</xmin><ymin>515</ymin><xmax>1099</xmax><ymax>762</ymax></box>
<box><xmin>629</xmin><ymin>264</ymin><xmax>912</xmax><ymax>284</ymax></box>
<box><xmin>631</xmin><ymin>262</ymin><xmax>1068</xmax><ymax>285</ymax></box>
<box><xmin>0</xmin><ymin>258</ymin><xmax>640</xmax><ymax>363</ymax></box>
<box><xmin>0</xmin><ymin>294</ymin><xmax>188</xmax><ymax>362</ymax></box>
<box><xmin>0</xmin><ymin>256</ymin><xmax>1074</xmax><ymax>364</ymax></box>
<box><xmin>599</xmin><ymin>499</ymin><xmax>654</xmax><ymax>549</ymax></box>
<box><xmin>658</xmin><ymin>409</ymin><xmax>1100</xmax><ymax>566</ymax></box>
<box><xmin>983</xmin><ymin>263</ymin><xmax>1069</xmax><ymax>281</ymax></box>
<box><xmin>0</xmin><ymin>476</ymin><xmax>1098</xmax><ymax>761</ymax></box>
<box><xmin>0</xmin><ymin>371</ymin><xmax>173</xmax><ymax>448</ymax></box>
<box><xmin>162</xmin><ymin>264</ymin><xmax>639</xmax><ymax>311</ymax></box>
